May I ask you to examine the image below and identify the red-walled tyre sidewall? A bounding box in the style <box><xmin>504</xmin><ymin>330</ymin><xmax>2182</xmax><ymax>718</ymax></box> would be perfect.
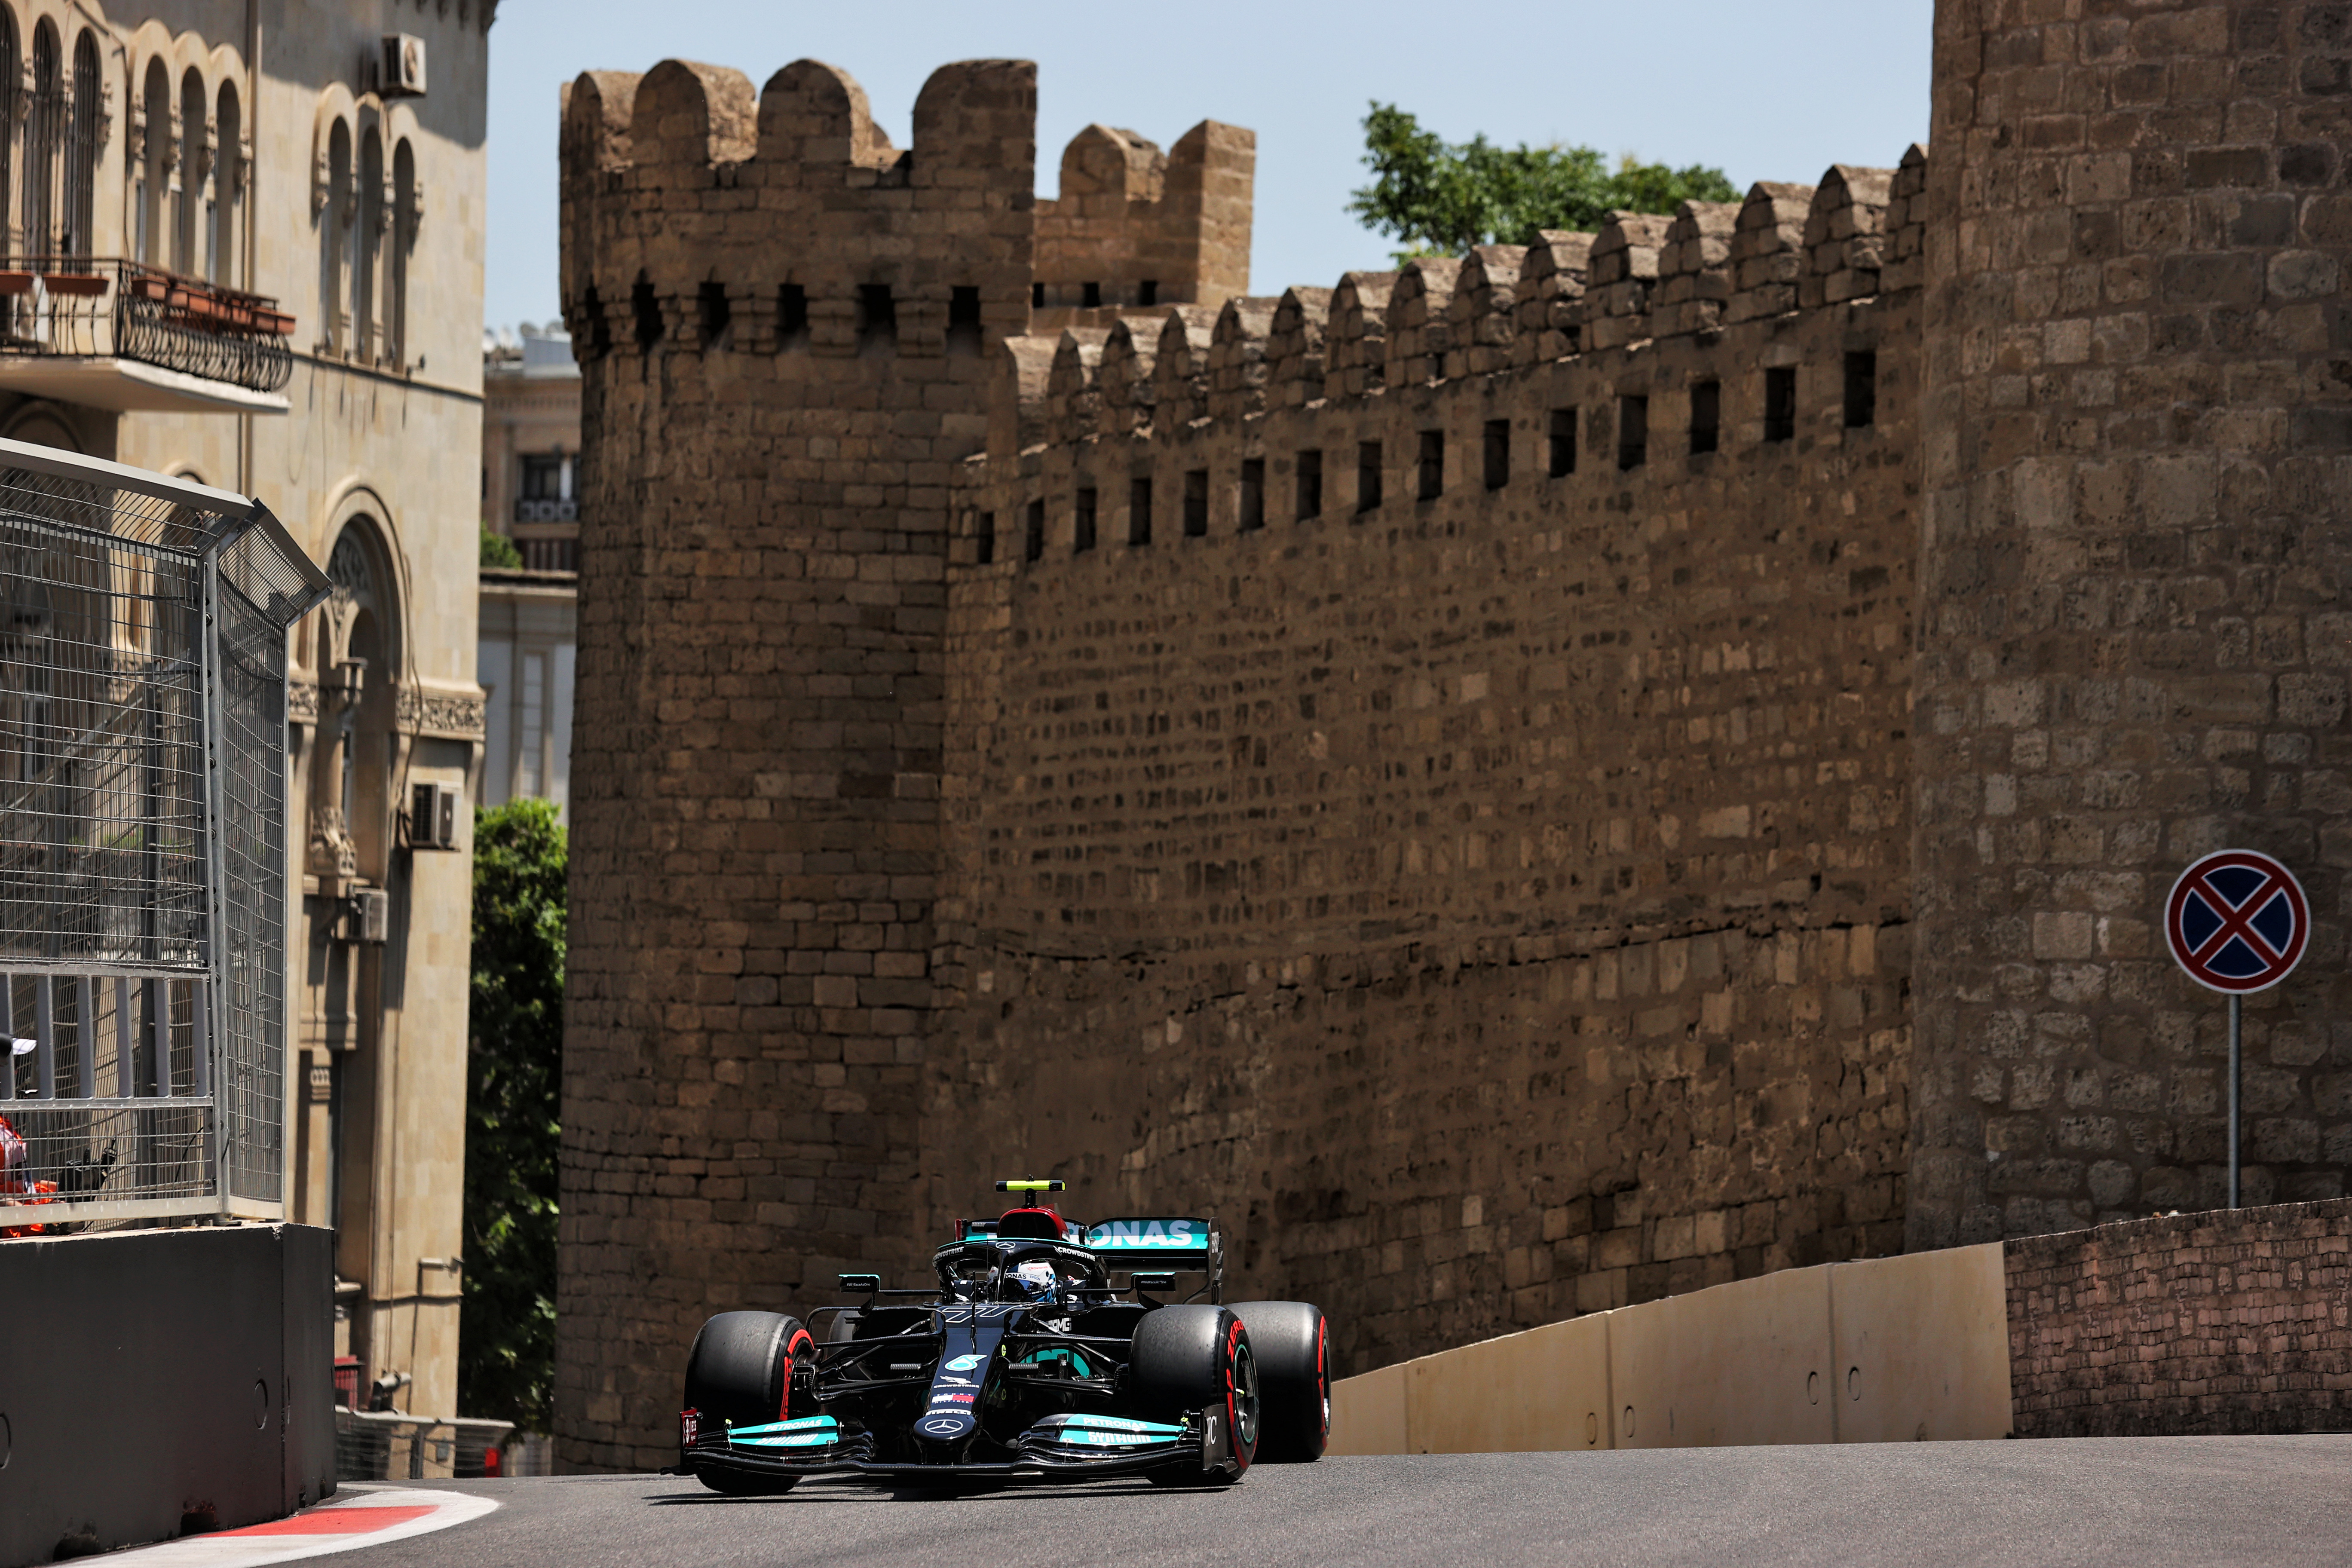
<box><xmin>1230</xmin><ymin>1301</ymin><xmax>1328</xmax><ymax>1462</ymax></box>
<box><xmin>682</xmin><ymin>1310</ymin><xmax>812</xmax><ymax>1427</ymax></box>
<box><xmin>1130</xmin><ymin>1304</ymin><xmax>1259</xmax><ymax>1475</ymax></box>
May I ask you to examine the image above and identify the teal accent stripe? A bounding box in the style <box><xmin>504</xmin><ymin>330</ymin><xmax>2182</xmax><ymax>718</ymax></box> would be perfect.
<box><xmin>727</xmin><ymin>1416</ymin><xmax>839</xmax><ymax>1437</ymax></box>
<box><xmin>729</xmin><ymin>1432</ymin><xmax>841</xmax><ymax>1449</ymax></box>
<box><xmin>1037</xmin><ymin>1415</ymin><xmax>1185</xmax><ymax>1436</ymax></box>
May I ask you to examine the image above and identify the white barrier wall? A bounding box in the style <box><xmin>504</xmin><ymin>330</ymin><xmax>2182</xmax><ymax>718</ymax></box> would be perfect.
<box><xmin>1327</xmin><ymin>1242</ymin><xmax>2010</xmax><ymax>1455</ymax></box>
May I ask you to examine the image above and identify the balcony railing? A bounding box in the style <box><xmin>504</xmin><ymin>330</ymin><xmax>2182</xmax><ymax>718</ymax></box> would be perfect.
<box><xmin>0</xmin><ymin>258</ymin><xmax>295</xmax><ymax>395</ymax></box>
<box><xmin>518</xmin><ymin>537</ymin><xmax>577</xmax><ymax>573</ymax></box>
<box><xmin>513</xmin><ymin>497</ymin><xmax>579</xmax><ymax>525</ymax></box>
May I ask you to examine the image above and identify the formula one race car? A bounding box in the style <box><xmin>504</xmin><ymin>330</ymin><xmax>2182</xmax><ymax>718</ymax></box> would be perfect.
<box><xmin>676</xmin><ymin>1181</ymin><xmax>1330</xmax><ymax>1491</ymax></box>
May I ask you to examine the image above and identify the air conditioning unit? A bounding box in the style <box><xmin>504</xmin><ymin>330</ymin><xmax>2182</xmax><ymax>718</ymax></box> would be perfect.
<box><xmin>346</xmin><ymin>888</ymin><xmax>389</xmax><ymax>944</ymax></box>
<box><xmin>409</xmin><ymin>781</ymin><xmax>461</xmax><ymax>850</ymax></box>
<box><xmin>380</xmin><ymin>34</ymin><xmax>427</xmax><ymax>98</ymax></box>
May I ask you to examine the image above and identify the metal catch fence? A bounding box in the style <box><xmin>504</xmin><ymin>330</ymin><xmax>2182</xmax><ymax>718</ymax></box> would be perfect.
<box><xmin>0</xmin><ymin>438</ymin><xmax>327</xmax><ymax>1230</ymax></box>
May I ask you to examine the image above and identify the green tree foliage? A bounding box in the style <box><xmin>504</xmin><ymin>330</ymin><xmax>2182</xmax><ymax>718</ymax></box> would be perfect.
<box><xmin>480</xmin><ymin>525</ymin><xmax>523</xmax><ymax>569</ymax></box>
<box><xmin>458</xmin><ymin>798</ymin><xmax>565</xmax><ymax>1430</ymax></box>
<box><xmin>1348</xmin><ymin>102</ymin><xmax>1742</xmax><ymax>263</ymax></box>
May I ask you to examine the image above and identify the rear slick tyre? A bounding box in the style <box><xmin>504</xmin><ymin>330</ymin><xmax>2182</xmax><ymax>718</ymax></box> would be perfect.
<box><xmin>681</xmin><ymin>1310</ymin><xmax>813</xmax><ymax>1495</ymax></box>
<box><xmin>1229</xmin><ymin>1302</ymin><xmax>1329</xmax><ymax>1462</ymax></box>
<box><xmin>1129</xmin><ymin>1305</ymin><xmax>1258</xmax><ymax>1485</ymax></box>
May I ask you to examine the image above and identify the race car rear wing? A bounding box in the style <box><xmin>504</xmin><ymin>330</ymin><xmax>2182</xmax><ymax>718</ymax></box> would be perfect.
<box><xmin>1084</xmin><ymin>1217</ymin><xmax>1224</xmax><ymax>1300</ymax></box>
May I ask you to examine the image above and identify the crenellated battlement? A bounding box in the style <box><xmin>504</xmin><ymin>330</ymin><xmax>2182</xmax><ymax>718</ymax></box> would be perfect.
<box><xmin>971</xmin><ymin>146</ymin><xmax>1927</xmax><ymax>499</ymax></box>
<box><xmin>557</xmin><ymin>57</ymin><xmax>1253</xmax><ymax>369</ymax></box>
<box><xmin>1034</xmin><ymin>121</ymin><xmax>1257</xmax><ymax>313</ymax></box>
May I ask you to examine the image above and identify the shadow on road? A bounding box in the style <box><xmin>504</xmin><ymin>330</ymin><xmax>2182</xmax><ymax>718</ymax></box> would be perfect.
<box><xmin>646</xmin><ymin>1478</ymin><xmax>1219</xmax><ymax>1507</ymax></box>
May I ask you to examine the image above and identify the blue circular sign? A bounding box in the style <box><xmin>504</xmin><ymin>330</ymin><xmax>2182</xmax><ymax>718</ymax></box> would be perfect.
<box><xmin>2165</xmin><ymin>849</ymin><xmax>2309</xmax><ymax>994</ymax></box>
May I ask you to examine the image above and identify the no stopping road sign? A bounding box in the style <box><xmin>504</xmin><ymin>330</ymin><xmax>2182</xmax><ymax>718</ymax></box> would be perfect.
<box><xmin>2165</xmin><ymin>848</ymin><xmax>2309</xmax><ymax>994</ymax></box>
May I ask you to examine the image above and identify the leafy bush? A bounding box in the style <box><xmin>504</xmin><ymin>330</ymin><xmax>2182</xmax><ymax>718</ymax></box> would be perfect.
<box><xmin>457</xmin><ymin>798</ymin><xmax>565</xmax><ymax>1430</ymax></box>
<box><xmin>480</xmin><ymin>526</ymin><xmax>524</xmax><ymax>569</ymax></box>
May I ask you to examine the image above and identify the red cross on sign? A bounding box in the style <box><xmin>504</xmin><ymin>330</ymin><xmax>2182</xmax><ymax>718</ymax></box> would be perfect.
<box><xmin>2164</xmin><ymin>849</ymin><xmax>2309</xmax><ymax>995</ymax></box>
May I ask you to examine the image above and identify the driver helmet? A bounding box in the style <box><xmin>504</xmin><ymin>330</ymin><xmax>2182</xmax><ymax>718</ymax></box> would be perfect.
<box><xmin>1013</xmin><ymin>1259</ymin><xmax>1060</xmax><ymax>1299</ymax></box>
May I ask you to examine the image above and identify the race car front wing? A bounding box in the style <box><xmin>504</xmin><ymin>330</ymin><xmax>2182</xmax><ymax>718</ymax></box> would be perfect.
<box><xmin>680</xmin><ymin>1406</ymin><xmax>1237</xmax><ymax>1485</ymax></box>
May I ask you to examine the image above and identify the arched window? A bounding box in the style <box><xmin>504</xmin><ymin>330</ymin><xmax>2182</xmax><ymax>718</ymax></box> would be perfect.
<box><xmin>138</xmin><ymin>60</ymin><xmax>169</xmax><ymax>266</ymax></box>
<box><xmin>355</xmin><ymin>128</ymin><xmax>383</xmax><ymax>361</ymax></box>
<box><xmin>28</xmin><ymin>24</ymin><xmax>60</xmax><ymax>259</ymax></box>
<box><xmin>177</xmin><ymin>69</ymin><xmax>205</xmax><ymax>275</ymax></box>
<box><xmin>322</xmin><ymin>119</ymin><xmax>350</xmax><ymax>352</ymax></box>
<box><xmin>213</xmin><ymin>83</ymin><xmax>241</xmax><ymax>284</ymax></box>
<box><xmin>389</xmin><ymin>139</ymin><xmax>414</xmax><ymax>366</ymax></box>
<box><xmin>314</xmin><ymin>520</ymin><xmax>399</xmax><ymax>882</ymax></box>
<box><xmin>65</xmin><ymin>33</ymin><xmax>96</xmax><ymax>259</ymax></box>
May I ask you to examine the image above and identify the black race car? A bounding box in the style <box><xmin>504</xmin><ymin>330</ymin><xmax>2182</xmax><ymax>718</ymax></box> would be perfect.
<box><xmin>676</xmin><ymin>1181</ymin><xmax>1330</xmax><ymax>1491</ymax></box>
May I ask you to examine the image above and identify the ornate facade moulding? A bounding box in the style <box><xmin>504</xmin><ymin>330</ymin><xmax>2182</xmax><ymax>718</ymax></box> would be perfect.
<box><xmin>288</xmin><ymin>678</ymin><xmax>321</xmax><ymax>723</ymax></box>
<box><xmin>397</xmin><ymin>683</ymin><xmax>487</xmax><ymax>741</ymax></box>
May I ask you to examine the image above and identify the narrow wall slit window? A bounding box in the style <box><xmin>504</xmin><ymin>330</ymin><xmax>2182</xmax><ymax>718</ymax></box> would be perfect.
<box><xmin>1483</xmin><ymin>420</ymin><xmax>1510</xmax><ymax>490</ymax></box>
<box><xmin>1549</xmin><ymin>408</ymin><xmax>1578</xmax><ymax>477</ymax></box>
<box><xmin>777</xmin><ymin>284</ymin><xmax>809</xmax><ymax>348</ymax></box>
<box><xmin>1130</xmin><ymin>477</ymin><xmax>1153</xmax><ymax>546</ymax></box>
<box><xmin>948</xmin><ymin>285</ymin><xmax>982</xmax><ymax>354</ymax></box>
<box><xmin>1183</xmin><ymin>469</ymin><xmax>1209</xmax><ymax>537</ymax></box>
<box><xmin>1617</xmin><ymin>395</ymin><xmax>1648</xmax><ymax>470</ymax></box>
<box><xmin>1025</xmin><ymin>499</ymin><xmax>1045</xmax><ymax>563</ymax></box>
<box><xmin>1357</xmin><ymin>441</ymin><xmax>1383</xmax><ymax>513</ymax></box>
<box><xmin>1296</xmin><ymin>450</ymin><xmax>1323</xmax><ymax>520</ymax></box>
<box><xmin>1239</xmin><ymin>459</ymin><xmax>1265</xmax><ymax>532</ymax></box>
<box><xmin>1081</xmin><ymin>281</ymin><xmax>1102</xmax><ymax>308</ymax></box>
<box><xmin>1031</xmin><ymin>282</ymin><xmax>1045</xmax><ymax>310</ymax></box>
<box><xmin>631</xmin><ymin>277</ymin><xmax>661</xmax><ymax>352</ymax></box>
<box><xmin>857</xmin><ymin>283</ymin><xmax>897</xmax><ymax>349</ymax></box>
<box><xmin>1689</xmin><ymin>380</ymin><xmax>1721</xmax><ymax>456</ymax></box>
<box><xmin>1764</xmin><ymin>367</ymin><xmax>1796</xmax><ymax>443</ymax></box>
<box><xmin>1418</xmin><ymin>431</ymin><xmax>1445</xmax><ymax>501</ymax></box>
<box><xmin>698</xmin><ymin>282</ymin><xmax>731</xmax><ymax>349</ymax></box>
<box><xmin>1074</xmin><ymin>487</ymin><xmax>1097</xmax><ymax>553</ymax></box>
<box><xmin>1138</xmin><ymin>280</ymin><xmax>1159</xmax><ymax>306</ymax></box>
<box><xmin>1844</xmin><ymin>351</ymin><xmax>1877</xmax><ymax>428</ymax></box>
<box><xmin>977</xmin><ymin>510</ymin><xmax>995</xmax><ymax>565</ymax></box>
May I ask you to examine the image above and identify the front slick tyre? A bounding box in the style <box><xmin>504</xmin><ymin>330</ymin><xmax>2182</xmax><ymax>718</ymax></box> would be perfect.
<box><xmin>1228</xmin><ymin>1302</ymin><xmax>1329</xmax><ymax>1462</ymax></box>
<box><xmin>681</xmin><ymin>1310</ymin><xmax>813</xmax><ymax>1496</ymax></box>
<box><xmin>1129</xmin><ymin>1305</ymin><xmax>1258</xmax><ymax>1487</ymax></box>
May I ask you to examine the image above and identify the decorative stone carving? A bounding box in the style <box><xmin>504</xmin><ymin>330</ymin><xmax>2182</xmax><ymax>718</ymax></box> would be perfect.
<box><xmin>396</xmin><ymin>686</ymin><xmax>486</xmax><ymax>740</ymax></box>
<box><xmin>307</xmin><ymin>804</ymin><xmax>357</xmax><ymax>879</ymax></box>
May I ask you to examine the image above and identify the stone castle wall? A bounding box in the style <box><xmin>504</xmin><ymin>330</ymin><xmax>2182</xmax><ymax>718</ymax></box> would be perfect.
<box><xmin>940</xmin><ymin>167</ymin><xmax>1928</xmax><ymax>1375</ymax></box>
<box><xmin>554</xmin><ymin>58</ymin><xmax>1034</xmax><ymax>1470</ymax></box>
<box><xmin>557</xmin><ymin>2</ymin><xmax>2352</xmax><ymax>1468</ymax></box>
<box><xmin>1911</xmin><ymin>0</ymin><xmax>2352</xmax><ymax>1250</ymax></box>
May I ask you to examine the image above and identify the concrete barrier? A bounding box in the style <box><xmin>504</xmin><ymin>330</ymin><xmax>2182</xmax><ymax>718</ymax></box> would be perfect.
<box><xmin>1327</xmin><ymin>1243</ymin><xmax>2012</xmax><ymax>1455</ymax></box>
<box><xmin>1326</xmin><ymin>1360</ymin><xmax>1406</xmax><ymax>1457</ymax></box>
<box><xmin>1406</xmin><ymin>1309</ymin><xmax>1612</xmax><ymax>1453</ymax></box>
<box><xmin>1611</xmin><ymin>1262</ymin><xmax>1835</xmax><ymax>1448</ymax></box>
<box><xmin>1831</xmin><ymin>1242</ymin><xmax>2011</xmax><ymax>1443</ymax></box>
<box><xmin>0</xmin><ymin>1224</ymin><xmax>335</xmax><ymax>1566</ymax></box>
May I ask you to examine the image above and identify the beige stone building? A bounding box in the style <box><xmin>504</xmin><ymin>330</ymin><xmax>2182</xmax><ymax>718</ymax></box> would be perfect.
<box><xmin>479</xmin><ymin>322</ymin><xmax>576</xmax><ymax>819</ymax></box>
<box><xmin>0</xmin><ymin>0</ymin><xmax>492</xmax><ymax>1426</ymax></box>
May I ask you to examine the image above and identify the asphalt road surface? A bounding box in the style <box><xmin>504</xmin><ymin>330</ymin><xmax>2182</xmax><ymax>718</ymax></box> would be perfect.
<box><xmin>336</xmin><ymin>1436</ymin><xmax>2351</xmax><ymax>1568</ymax></box>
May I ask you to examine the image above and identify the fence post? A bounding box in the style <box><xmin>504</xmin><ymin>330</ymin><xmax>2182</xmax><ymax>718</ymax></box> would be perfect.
<box><xmin>33</xmin><ymin>975</ymin><xmax>53</xmax><ymax>1099</ymax></box>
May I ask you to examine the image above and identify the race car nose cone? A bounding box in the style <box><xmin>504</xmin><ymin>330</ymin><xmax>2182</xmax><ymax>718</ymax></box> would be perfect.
<box><xmin>916</xmin><ymin>1406</ymin><xmax>976</xmax><ymax>1442</ymax></box>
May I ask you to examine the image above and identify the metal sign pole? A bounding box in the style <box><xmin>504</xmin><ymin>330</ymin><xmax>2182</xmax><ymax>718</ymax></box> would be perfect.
<box><xmin>2227</xmin><ymin>993</ymin><xmax>2242</xmax><ymax>1210</ymax></box>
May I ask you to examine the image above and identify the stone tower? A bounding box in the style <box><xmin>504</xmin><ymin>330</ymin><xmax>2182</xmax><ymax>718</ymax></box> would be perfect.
<box><xmin>554</xmin><ymin>57</ymin><xmax>1253</xmax><ymax>1469</ymax></box>
<box><xmin>1911</xmin><ymin>0</ymin><xmax>2352</xmax><ymax>1247</ymax></box>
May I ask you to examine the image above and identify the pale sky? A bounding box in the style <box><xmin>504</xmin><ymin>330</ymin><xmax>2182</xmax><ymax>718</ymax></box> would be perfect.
<box><xmin>484</xmin><ymin>0</ymin><xmax>1932</xmax><ymax>333</ymax></box>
